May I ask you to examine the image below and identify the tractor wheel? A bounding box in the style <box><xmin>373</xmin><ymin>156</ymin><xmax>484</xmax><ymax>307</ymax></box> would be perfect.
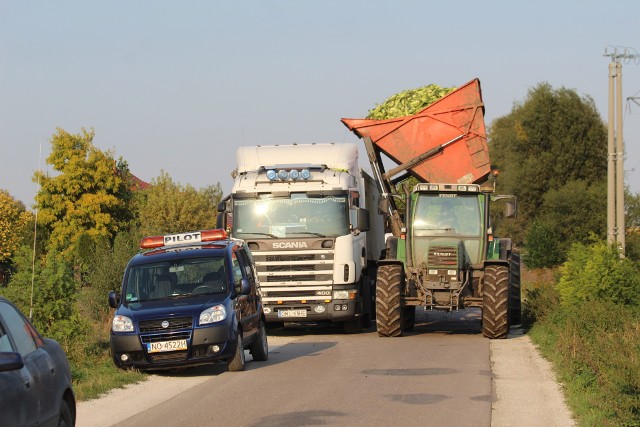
<box><xmin>509</xmin><ymin>250</ymin><xmax>522</xmax><ymax>326</ymax></box>
<box><xmin>375</xmin><ymin>264</ymin><xmax>404</xmax><ymax>337</ymax></box>
<box><xmin>482</xmin><ymin>265</ymin><xmax>509</xmax><ymax>339</ymax></box>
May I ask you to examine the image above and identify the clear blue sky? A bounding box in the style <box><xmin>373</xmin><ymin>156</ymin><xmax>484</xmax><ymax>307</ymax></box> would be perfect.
<box><xmin>2</xmin><ymin>1</ymin><xmax>640</xmax><ymax>207</ymax></box>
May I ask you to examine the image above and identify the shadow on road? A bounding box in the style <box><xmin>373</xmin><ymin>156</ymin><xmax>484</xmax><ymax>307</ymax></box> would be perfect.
<box><xmin>408</xmin><ymin>308</ymin><xmax>483</xmax><ymax>336</ymax></box>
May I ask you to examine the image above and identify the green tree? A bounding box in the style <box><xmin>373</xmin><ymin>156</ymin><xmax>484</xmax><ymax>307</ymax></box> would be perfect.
<box><xmin>34</xmin><ymin>128</ymin><xmax>136</xmax><ymax>259</ymax></box>
<box><xmin>137</xmin><ymin>171</ymin><xmax>221</xmax><ymax>236</ymax></box>
<box><xmin>1</xmin><ymin>245</ymin><xmax>87</xmax><ymax>357</ymax></box>
<box><xmin>523</xmin><ymin>220</ymin><xmax>564</xmax><ymax>268</ymax></box>
<box><xmin>538</xmin><ymin>180</ymin><xmax>606</xmax><ymax>249</ymax></box>
<box><xmin>490</xmin><ymin>83</ymin><xmax>607</xmax><ymax>222</ymax></box>
<box><xmin>75</xmin><ymin>230</ymin><xmax>139</xmax><ymax>336</ymax></box>
<box><xmin>489</xmin><ymin>83</ymin><xmax>607</xmax><ymax>252</ymax></box>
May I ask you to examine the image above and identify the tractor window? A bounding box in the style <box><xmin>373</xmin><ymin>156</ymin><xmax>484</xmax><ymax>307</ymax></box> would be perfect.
<box><xmin>413</xmin><ymin>194</ymin><xmax>482</xmax><ymax>236</ymax></box>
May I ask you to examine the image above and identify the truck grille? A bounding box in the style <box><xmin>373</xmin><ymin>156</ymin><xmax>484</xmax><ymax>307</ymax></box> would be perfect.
<box><xmin>252</xmin><ymin>248</ymin><xmax>334</xmax><ymax>302</ymax></box>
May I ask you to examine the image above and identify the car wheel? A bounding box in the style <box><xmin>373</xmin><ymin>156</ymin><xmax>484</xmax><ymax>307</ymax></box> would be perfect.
<box><xmin>58</xmin><ymin>399</ymin><xmax>73</xmax><ymax>427</ymax></box>
<box><xmin>228</xmin><ymin>332</ymin><xmax>245</xmax><ymax>372</ymax></box>
<box><xmin>249</xmin><ymin>319</ymin><xmax>269</xmax><ymax>362</ymax></box>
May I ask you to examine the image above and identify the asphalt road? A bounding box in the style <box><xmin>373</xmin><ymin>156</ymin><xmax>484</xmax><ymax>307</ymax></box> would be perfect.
<box><xmin>77</xmin><ymin>310</ymin><xmax>575</xmax><ymax>427</ymax></box>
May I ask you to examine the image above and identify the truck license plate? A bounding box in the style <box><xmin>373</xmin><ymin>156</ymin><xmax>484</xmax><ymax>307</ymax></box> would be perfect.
<box><xmin>278</xmin><ymin>309</ymin><xmax>307</xmax><ymax>318</ymax></box>
<box><xmin>146</xmin><ymin>339</ymin><xmax>188</xmax><ymax>353</ymax></box>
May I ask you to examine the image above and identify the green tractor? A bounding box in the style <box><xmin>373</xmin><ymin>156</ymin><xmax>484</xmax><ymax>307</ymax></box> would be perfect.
<box><xmin>342</xmin><ymin>78</ymin><xmax>521</xmax><ymax>339</ymax></box>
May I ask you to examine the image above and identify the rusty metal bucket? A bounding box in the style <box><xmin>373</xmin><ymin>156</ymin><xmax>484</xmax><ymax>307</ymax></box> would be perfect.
<box><xmin>341</xmin><ymin>79</ymin><xmax>490</xmax><ymax>184</ymax></box>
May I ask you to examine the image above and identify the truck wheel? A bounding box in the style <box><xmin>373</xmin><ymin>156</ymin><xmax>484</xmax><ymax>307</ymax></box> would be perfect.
<box><xmin>482</xmin><ymin>265</ymin><xmax>509</xmax><ymax>339</ymax></box>
<box><xmin>228</xmin><ymin>332</ymin><xmax>245</xmax><ymax>371</ymax></box>
<box><xmin>249</xmin><ymin>319</ymin><xmax>269</xmax><ymax>361</ymax></box>
<box><xmin>509</xmin><ymin>251</ymin><xmax>522</xmax><ymax>326</ymax></box>
<box><xmin>376</xmin><ymin>264</ymin><xmax>403</xmax><ymax>337</ymax></box>
<box><xmin>402</xmin><ymin>306</ymin><xmax>415</xmax><ymax>332</ymax></box>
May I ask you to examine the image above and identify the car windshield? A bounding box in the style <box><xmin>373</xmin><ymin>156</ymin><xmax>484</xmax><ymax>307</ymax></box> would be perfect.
<box><xmin>123</xmin><ymin>257</ymin><xmax>227</xmax><ymax>303</ymax></box>
<box><xmin>232</xmin><ymin>194</ymin><xmax>349</xmax><ymax>239</ymax></box>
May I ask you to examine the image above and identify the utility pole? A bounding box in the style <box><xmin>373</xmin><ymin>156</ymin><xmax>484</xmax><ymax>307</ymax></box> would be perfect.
<box><xmin>604</xmin><ymin>46</ymin><xmax>640</xmax><ymax>255</ymax></box>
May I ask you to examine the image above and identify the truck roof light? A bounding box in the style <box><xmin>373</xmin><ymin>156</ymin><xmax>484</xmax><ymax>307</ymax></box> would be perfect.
<box><xmin>140</xmin><ymin>229</ymin><xmax>228</xmax><ymax>249</ymax></box>
<box><xmin>289</xmin><ymin>169</ymin><xmax>300</xmax><ymax>180</ymax></box>
<box><xmin>300</xmin><ymin>169</ymin><xmax>311</xmax><ymax>180</ymax></box>
<box><xmin>277</xmin><ymin>169</ymin><xmax>288</xmax><ymax>180</ymax></box>
<box><xmin>266</xmin><ymin>169</ymin><xmax>277</xmax><ymax>181</ymax></box>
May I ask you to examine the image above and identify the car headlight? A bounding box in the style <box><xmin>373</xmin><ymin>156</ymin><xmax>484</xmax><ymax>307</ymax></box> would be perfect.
<box><xmin>112</xmin><ymin>315</ymin><xmax>134</xmax><ymax>332</ymax></box>
<box><xmin>199</xmin><ymin>304</ymin><xmax>227</xmax><ymax>325</ymax></box>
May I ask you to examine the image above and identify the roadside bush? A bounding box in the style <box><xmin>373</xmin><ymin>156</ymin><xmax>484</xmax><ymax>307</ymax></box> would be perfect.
<box><xmin>556</xmin><ymin>240</ymin><xmax>640</xmax><ymax>308</ymax></box>
<box><xmin>522</xmin><ymin>279</ymin><xmax>560</xmax><ymax>327</ymax></box>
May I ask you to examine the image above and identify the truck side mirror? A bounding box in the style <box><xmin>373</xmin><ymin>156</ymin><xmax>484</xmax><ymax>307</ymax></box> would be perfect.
<box><xmin>504</xmin><ymin>201</ymin><xmax>517</xmax><ymax>218</ymax></box>
<box><xmin>108</xmin><ymin>291</ymin><xmax>120</xmax><ymax>308</ymax></box>
<box><xmin>357</xmin><ymin>209</ymin><xmax>370</xmax><ymax>232</ymax></box>
<box><xmin>217</xmin><ymin>201</ymin><xmax>227</xmax><ymax>213</ymax></box>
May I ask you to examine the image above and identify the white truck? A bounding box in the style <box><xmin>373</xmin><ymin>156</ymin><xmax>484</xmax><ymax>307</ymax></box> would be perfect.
<box><xmin>217</xmin><ymin>143</ymin><xmax>385</xmax><ymax>333</ymax></box>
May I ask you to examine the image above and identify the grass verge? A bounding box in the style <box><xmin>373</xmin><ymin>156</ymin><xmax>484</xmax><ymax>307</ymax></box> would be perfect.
<box><xmin>524</xmin><ymin>279</ymin><xmax>640</xmax><ymax>426</ymax></box>
<box><xmin>71</xmin><ymin>348</ymin><xmax>147</xmax><ymax>401</ymax></box>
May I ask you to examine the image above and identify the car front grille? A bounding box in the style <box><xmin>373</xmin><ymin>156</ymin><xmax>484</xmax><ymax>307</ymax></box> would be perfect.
<box><xmin>139</xmin><ymin>317</ymin><xmax>193</xmax><ymax>333</ymax></box>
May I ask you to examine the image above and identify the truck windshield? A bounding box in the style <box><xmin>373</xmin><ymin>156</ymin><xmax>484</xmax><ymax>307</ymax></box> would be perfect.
<box><xmin>233</xmin><ymin>195</ymin><xmax>349</xmax><ymax>238</ymax></box>
<box><xmin>123</xmin><ymin>257</ymin><xmax>227</xmax><ymax>304</ymax></box>
<box><xmin>412</xmin><ymin>194</ymin><xmax>482</xmax><ymax>236</ymax></box>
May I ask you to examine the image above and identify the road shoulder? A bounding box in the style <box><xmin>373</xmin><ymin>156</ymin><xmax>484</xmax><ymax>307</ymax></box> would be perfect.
<box><xmin>490</xmin><ymin>328</ymin><xmax>576</xmax><ymax>427</ymax></box>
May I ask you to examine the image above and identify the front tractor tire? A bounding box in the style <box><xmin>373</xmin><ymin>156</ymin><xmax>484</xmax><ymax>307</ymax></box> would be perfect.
<box><xmin>375</xmin><ymin>264</ymin><xmax>404</xmax><ymax>337</ymax></box>
<box><xmin>482</xmin><ymin>265</ymin><xmax>510</xmax><ymax>339</ymax></box>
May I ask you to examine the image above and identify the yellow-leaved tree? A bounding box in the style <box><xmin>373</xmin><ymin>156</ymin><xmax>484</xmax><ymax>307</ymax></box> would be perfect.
<box><xmin>0</xmin><ymin>190</ymin><xmax>33</xmax><ymax>265</ymax></box>
<box><xmin>34</xmin><ymin>128</ymin><xmax>136</xmax><ymax>259</ymax></box>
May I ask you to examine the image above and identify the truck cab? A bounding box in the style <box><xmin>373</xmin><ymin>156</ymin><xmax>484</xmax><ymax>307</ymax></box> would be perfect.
<box><xmin>218</xmin><ymin>143</ymin><xmax>385</xmax><ymax>333</ymax></box>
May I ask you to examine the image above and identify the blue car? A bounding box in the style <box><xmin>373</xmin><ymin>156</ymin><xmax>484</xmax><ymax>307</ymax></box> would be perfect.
<box><xmin>0</xmin><ymin>297</ymin><xmax>76</xmax><ymax>426</ymax></box>
<box><xmin>109</xmin><ymin>229</ymin><xmax>268</xmax><ymax>372</ymax></box>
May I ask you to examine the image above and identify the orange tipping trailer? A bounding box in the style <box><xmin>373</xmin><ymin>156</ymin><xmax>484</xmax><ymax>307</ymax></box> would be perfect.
<box><xmin>341</xmin><ymin>78</ymin><xmax>490</xmax><ymax>185</ymax></box>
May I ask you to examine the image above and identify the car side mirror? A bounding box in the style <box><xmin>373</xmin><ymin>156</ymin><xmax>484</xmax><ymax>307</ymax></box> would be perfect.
<box><xmin>240</xmin><ymin>278</ymin><xmax>251</xmax><ymax>296</ymax></box>
<box><xmin>0</xmin><ymin>352</ymin><xmax>24</xmax><ymax>372</ymax></box>
<box><xmin>108</xmin><ymin>291</ymin><xmax>120</xmax><ymax>308</ymax></box>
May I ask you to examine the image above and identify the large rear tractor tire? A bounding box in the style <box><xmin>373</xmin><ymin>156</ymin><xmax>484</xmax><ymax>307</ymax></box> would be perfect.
<box><xmin>482</xmin><ymin>265</ymin><xmax>509</xmax><ymax>339</ymax></box>
<box><xmin>376</xmin><ymin>264</ymin><xmax>404</xmax><ymax>337</ymax></box>
<box><xmin>509</xmin><ymin>251</ymin><xmax>522</xmax><ymax>326</ymax></box>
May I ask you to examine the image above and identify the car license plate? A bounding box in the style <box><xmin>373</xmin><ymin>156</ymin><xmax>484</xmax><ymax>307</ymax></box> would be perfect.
<box><xmin>278</xmin><ymin>309</ymin><xmax>307</xmax><ymax>318</ymax></box>
<box><xmin>146</xmin><ymin>339</ymin><xmax>188</xmax><ymax>353</ymax></box>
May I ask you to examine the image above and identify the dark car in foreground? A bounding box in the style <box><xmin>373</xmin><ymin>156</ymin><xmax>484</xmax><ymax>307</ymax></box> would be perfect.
<box><xmin>0</xmin><ymin>297</ymin><xmax>76</xmax><ymax>426</ymax></box>
<box><xmin>109</xmin><ymin>228</ymin><xmax>268</xmax><ymax>372</ymax></box>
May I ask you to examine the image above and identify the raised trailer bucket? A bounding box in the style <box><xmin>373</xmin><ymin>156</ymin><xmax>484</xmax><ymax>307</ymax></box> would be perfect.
<box><xmin>341</xmin><ymin>78</ymin><xmax>490</xmax><ymax>184</ymax></box>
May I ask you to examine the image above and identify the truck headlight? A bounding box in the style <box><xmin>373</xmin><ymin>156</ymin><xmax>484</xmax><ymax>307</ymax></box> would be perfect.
<box><xmin>333</xmin><ymin>290</ymin><xmax>357</xmax><ymax>300</ymax></box>
<box><xmin>112</xmin><ymin>315</ymin><xmax>134</xmax><ymax>332</ymax></box>
<box><xmin>199</xmin><ymin>304</ymin><xmax>227</xmax><ymax>325</ymax></box>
